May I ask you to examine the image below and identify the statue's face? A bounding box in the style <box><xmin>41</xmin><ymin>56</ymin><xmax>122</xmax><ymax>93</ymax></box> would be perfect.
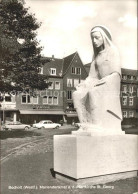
<box><xmin>91</xmin><ymin>31</ymin><xmax>104</xmax><ymax>48</ymax></box>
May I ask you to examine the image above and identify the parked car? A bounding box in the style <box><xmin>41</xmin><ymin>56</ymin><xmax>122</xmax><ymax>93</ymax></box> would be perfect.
<box><xmin>32</xmin><ymin>120</ymin><xmax>61</xmax><ymax>129</ymax></box>
<box><xmin>2</xmin><ymin>121</ymin><xmax>31</xmax><ymax>131</ymax></box>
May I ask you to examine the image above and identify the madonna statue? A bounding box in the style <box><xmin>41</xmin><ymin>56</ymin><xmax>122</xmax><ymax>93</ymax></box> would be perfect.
<box><xmin>73</xmin><ymin>25</ymin><xmax>123</xmax><ymax>135</ymax></box>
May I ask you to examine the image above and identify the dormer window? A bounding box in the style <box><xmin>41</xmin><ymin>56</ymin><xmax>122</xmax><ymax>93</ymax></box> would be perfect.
<box><xmin>122</xmin><ymin>74</ymin><xmax>127</xmax><ymax>80</ymax></box>
<box><xmin>50</xmin><ymin>68</ymin><xmax>56</xmax><ymax>75</ymax></box>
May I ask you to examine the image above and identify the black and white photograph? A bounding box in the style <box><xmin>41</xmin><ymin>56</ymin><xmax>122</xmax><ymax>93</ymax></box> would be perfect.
<box><xmin>0</xmin><ymin>0</ymin><xmax>138</xmax><ymax>194</ymax></box>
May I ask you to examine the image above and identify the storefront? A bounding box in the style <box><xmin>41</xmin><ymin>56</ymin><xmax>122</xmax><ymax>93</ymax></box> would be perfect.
<box><xmin>18</xmin><ymin>109</ymin><xmax>65</xmax><ymax>124</ymax></box>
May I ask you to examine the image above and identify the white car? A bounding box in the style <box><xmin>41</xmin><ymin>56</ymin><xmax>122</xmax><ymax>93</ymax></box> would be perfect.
<box><xmin>3</xmin><ymin>121</ymin><xmax>31</xmax><ymax>131</ymax></box>
<box><xmin>33</xmin><ymin>120</ymin><xmax>61</xmax><ymax>129</ymax></box>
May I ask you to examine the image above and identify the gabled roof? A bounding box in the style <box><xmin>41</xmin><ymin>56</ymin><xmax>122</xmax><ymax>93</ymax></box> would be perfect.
<box><xmin>121</xmin><ymin>68</ymin><xmax>138</xmax><ymax>76</ymax></box>
<box><xmin>42</xmin><ymin>52</ymin><xmax>88</xmax><ymax>77</ymax></box>
<box><xmin>62</xmin><ymin>52</ymin><xmax>77</xmax><ymax>75</ymax></box>
<box><xmin>43</xmin><ymin>57</ymin><xmax>64</xmax><ymax>77</ymax></box>
<box><xmin>84</xmin><ymin>65</ymin><xmax>138</xmax><ymax>76</ymax></box>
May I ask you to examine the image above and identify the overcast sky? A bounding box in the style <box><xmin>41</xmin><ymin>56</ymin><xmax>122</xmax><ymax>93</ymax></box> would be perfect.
<box><xmin>25</xmin><ymin>0</ymin><xmax>137</xmax><ymax>70</ymax></box>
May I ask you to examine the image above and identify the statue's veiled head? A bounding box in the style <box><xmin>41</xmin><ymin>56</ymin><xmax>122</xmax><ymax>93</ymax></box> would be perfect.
<box><xmin>90</xmin><ymin>25</ymin><xmax>114</xmax><ymax>57</ymax></box>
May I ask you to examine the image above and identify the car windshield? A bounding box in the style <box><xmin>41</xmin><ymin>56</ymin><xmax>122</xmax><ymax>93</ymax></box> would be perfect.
<box><xmin>39</xmin><ymin>121</ymin><xmax>44</xmax><ymax>123</ymax></box>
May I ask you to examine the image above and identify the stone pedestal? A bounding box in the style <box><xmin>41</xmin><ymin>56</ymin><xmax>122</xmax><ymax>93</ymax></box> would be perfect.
<box><xmin>54</xmin><ymin>134</ymin><xmax>138</xmax><ymax>184</ymax></box>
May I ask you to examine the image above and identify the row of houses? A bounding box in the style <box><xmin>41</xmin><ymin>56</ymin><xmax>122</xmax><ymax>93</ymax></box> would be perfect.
<box><xmin>0</xmin><ymin>52</ymin><xmax>138</xmax><ymax>125</ymax></box>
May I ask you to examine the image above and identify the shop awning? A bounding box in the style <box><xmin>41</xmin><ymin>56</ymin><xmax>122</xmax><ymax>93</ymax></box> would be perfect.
<box><xmin>0</xmin><ymin>109</ymin><xmax>18</xmax><ymax>112</ymax></box>
<box><xmin>20</xmin><ymin>110</ymin><xmax>65</xmax><ymax>115</ymax></box>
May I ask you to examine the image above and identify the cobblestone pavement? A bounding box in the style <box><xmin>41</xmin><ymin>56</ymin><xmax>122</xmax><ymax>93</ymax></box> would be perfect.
<box><xmin>0</xmin><ymin>125</ymin><xmax>75</xmax><ymax>158</ymax></box>
<box><xmin>1</xmin><ymin>126</ymin><xmax>138</xmax><ymax>194</ymax></box>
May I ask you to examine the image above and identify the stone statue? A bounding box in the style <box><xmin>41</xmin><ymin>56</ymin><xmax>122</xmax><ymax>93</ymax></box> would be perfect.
<box><xmin>73</xmin><ymin>25</ymin><xmax>123</xmax><ymax>135</ymax></box>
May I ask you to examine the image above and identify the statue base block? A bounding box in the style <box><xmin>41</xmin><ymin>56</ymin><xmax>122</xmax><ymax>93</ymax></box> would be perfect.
<box><xmin>54</xmin><ymin>134</ymin><xmax>138</xmax><ymax>184</ymax></box>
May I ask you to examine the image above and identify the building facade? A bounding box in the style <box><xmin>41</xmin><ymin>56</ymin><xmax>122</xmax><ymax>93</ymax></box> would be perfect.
<box><xmin>121</xmin><ymin>68</ymin><xmax>138</xmax><ymax>125</ymax></box>
<box><xmin>0</xmin><ymin>52</ymin><xmax>88</xmax><ymax>124</ymax></box>
<box><xmin>1</xmin><ymin>53</ymin><xmax>137</xmax><ymax>126</ymax></box>
<box><xmin>62</xmin><ymin>52</ymin><xmax>88</xmax><ymax>123</ymax></box>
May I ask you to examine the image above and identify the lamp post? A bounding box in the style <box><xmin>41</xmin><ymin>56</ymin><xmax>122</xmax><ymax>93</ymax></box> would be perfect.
<box><xmin>3</xmin><ymin>95</ymin><xmax>5</xmax><ymax>124</ymax></box>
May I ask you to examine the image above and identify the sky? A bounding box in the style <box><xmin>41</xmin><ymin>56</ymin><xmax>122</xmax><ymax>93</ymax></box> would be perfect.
<box><xmin>25</xmin><ymin>0</ymin><xmax>137</xmax><ymax>70</ymax></box>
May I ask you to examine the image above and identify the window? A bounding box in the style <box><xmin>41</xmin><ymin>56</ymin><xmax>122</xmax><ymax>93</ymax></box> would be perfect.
<box><xmin>123</xmin><ymin>111</ymin><xmax>127</xmax><ymax>118</ymax></box>
<box><xmin>71</xmin><ymin>67</ymin><xmax>76</xmax><ymax>74</ymax></box>
<box><xmin>122</xmin><ymin>85</ymin><xmax>127</xmax><ymax>92</ymax></box>
<box><xmin>38</xmin><ymin>67</ymin><xmax>43</xmax><ymax>74</ymax></box>
<box><xmin>67</xmin><ymin>91</ymin><xmax>72</xmax><ymax>100</ymax></box>
<box><xmin>133</xmin><ymin>76</ymin><xmax>136</xmax><ymax>80</ymax></box>
<box><xmin>129</xmin><ymin>97</ymin><xmax>133</xmax><ymax>106</ymax></box>
<box><xmin>53</xmin><ymin>96</ymin><xmax>58</xmax><ymax>105</ymax></box>
<box><xmin>48</xmin><ymin>82</ymin><xmax>54</xmax><ymax>89</ymax></box>
<box><xmin>48</xmin><ymin>96</ymin><xmax>53</xmax><ymax>104</ymax></box>
<box><xmin>74</xmin><ymin>79</ymin><xmax>79</xmax><ymax>87</ymax></box>
<box><xmin>130</xmin><ymin>76</ymin><xmax>133</xmax><ymax>80</ymax></box>
<box><xmin>43</xmin><ymin>96</ymin><xmax>58</xmax><ymax>105</ymax></box>
<box><xmin>129</xmin><ymin>86</ymin><xmax>133</xmax><ymax>93</ymax></box>
<box><xmin>22</xmin><ymin>95</ymin><xmax>31</xmax><ymax>104</ymax></box>
<box><xmin>43</xmin><ymin>96</ymin><xmax>48</xmax><ymax>104</ymax></box>
<box><xmin>71</xmin><ymin>67</ymin><xmax>81</xmax><ymax>75</ymax></box>
<box><xmin>122</xmin><ymin>96</ymin><xmax>127</xmax><ymax>106</ymax></box>
<box><xmin>55</xmin><ymin>81</ymin><xmax>60</xmax><ymax>90</ymax></box>
<box><xmin>129</xmin><ymin>111</ymin><xmax>134</xmax><ymax>118</ymax></box>
<box><xmin>32</xmin><ymin>96</ymin><xmax>38</xmax><ymax>104</ymax></box>
<box><xmin>67</xmin><ymin>79</ymin><xmax>73</xmax><ymax>87</ymax></box>
<box><xmin>127</xmin><ymin>75</ymin><xmax>133</xmax><ymax>80</ymax></box>
<box><xmin>5</xmin><ymin>96</ymin><xmax>11</xmax><ymax>102</ymax></box>
<box><xmin>122</xmin><ymin>74</ymin><xmax>127</xmax><ymax>80</ymax></box>
<box><xmin>76</xmin><ymin>67</ymin><xmax>81</xmax><ymax>75</ymax></box>
<box><xmin>50</xmin><ymin>68</ymin><xmax>56</xmax><ymax>75</ymax></box>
